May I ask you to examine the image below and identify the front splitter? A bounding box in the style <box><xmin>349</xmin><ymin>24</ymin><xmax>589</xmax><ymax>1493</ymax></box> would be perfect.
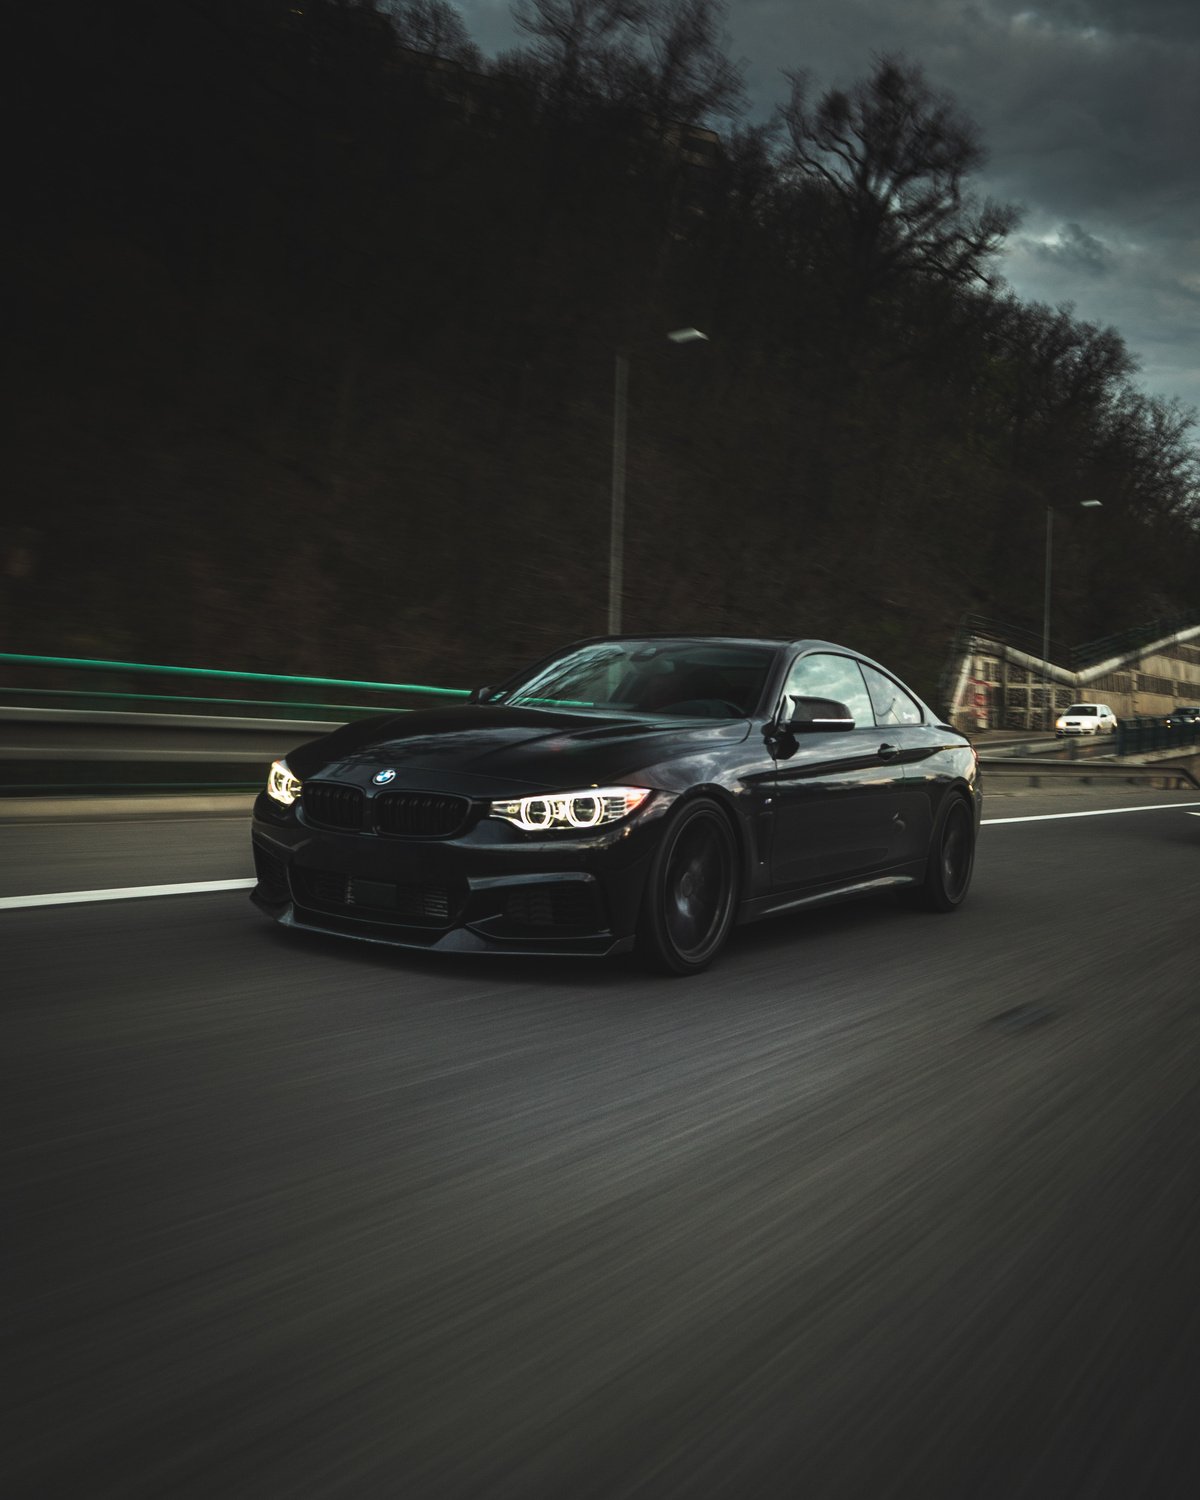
<box><xmin>252</xmin><ymin>891</ymin><xmax>633</xmax><ymax>958</ymax></box>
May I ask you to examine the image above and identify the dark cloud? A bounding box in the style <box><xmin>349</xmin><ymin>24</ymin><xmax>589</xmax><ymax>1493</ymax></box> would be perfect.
<box><xmin>1030</xmin><ymin>222</ymin><xmax>1114</xmax><ymax>275</ymax></box>
<box><xmin>455</xmin><ymin>2</ymin><xmax>1200</xmax><ymax>413</ymax></box>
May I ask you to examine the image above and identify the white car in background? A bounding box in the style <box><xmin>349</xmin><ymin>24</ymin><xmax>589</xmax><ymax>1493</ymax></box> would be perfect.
<box><xmin>1056</xmin><ymin>702</ymin><xmax>1118</xmax><ymax>736</ymax></box>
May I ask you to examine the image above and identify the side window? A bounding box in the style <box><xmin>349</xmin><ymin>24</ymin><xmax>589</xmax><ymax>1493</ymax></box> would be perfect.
<box><xmin>859</xmin><ymin>663</ymin><xmax>923</xmax><ymax>726</ymax></box>
<box><xmin>782</xmin><ymin>653</ymin><xmax>872</xmax><ymax>727</ymax></box>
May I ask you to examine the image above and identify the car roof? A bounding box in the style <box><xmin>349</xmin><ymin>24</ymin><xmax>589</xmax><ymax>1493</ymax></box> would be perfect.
<box><xmin>575</xmin><ymin>634</ymin><xmax>884</xmax><ymax>654</ymax></box>
<box><xmin>510</xmin><ymin>635</ymin><xmax>944</xmax><ymax>723</ymax></box>
<box><xmin>580</xmin><ymin>634</ymin><xmax>791</xmax><ymax>647</ymax></box>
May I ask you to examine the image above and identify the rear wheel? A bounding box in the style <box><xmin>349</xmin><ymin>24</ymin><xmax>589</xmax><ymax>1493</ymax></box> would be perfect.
<box><xmin>918</xmin><ymin>793</ymin><xmax>975</xmax><ymax>912</ymax></box>
<box><xmin>637</xmin><ymin>798</ymin><xmax>737</xmax><ymax>975</ymax></box>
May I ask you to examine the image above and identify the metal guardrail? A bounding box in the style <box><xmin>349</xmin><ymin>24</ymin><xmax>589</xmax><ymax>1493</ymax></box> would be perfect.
<box><xmin>978</xmin><ymin>755</ymin><xmax>1199</xmax><ymax>789</ymax></box>
<box><xmin>0</xmin><ymin>651</ymin><xmax>468</xmax><ymax>716</ymax></box>
<box><xmin>0</xmin><ymin>652</ymin><xmax>469</xmax><ymax>793</ymax></box>
<box><xmin>0</xmin><ymin>709</ymin><xmax>346</xmax><ymax>794</ymax></box>
<box><xmin>972</xmin><ymin>750</ymin><xmax>1200</xmax><ymax>798</ymax></box>
<box><xmin>5</xmin><ymin>653</ymin><xmax>1199</xmax><ymax>796</ymax></box>
<box><xmin>1116</xmin><ymin>718</ymin><xmax>1200</xmax><ymax>756</ymax></box>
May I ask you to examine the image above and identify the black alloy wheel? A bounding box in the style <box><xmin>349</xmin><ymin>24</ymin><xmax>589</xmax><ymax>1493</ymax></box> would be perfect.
<box><xmin>638</xmin><ymin>798</ymin><xmax>738</xmax><ymax>975</ymax></box>
<box><xmin>919</xmin><ymin>793</ymin><xmax>975</xmax><ymax>912</ymax></box>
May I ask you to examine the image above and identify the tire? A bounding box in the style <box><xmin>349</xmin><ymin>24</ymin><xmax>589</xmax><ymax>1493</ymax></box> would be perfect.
<box><xmin>917</xmin><ymin>793</ymin><xmax>976</xmax><ymax>913</ymax></box>
<box><xmin>637</xmin><ymin>797</ymin><xmax>738</xmax><ymax>975</ymax></box>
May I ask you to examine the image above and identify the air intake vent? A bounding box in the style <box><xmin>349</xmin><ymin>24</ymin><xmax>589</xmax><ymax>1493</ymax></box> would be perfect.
<box><xmin>291</xmin><ymin>867</ymin><xmax>456</xmax><ymax>927</ymax></box>
<box><xmin>291</xmin><ymin>868</ymin><xmax>350</xmax><ymax>906</ymax></box>
<box><xmin>373</xmin><ymin>791</ymin><xmax>470</xmax><ymax>838</ymax></box>
<box><xmin>503</xmin><ymin>882</ymin><xmax>597</xmax><ymax>929</ymax></box>
<box><xmin>252</xmin><ymin>844</ymin><xmax>290</xmax><ymax>903</ymax></box>
<box><xmin>302</xmin><ymin>782</ymin><xmax>365</xmax><ymax>832</ymax></box>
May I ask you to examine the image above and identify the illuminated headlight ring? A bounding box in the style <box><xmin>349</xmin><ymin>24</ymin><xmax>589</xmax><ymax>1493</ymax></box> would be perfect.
<box><xmin>490</xmin><ymin>786</ymin><xmax>651</xmax><ymax>832</ymax></box>
<box><xmin>267</xmin><ymin>758</ymin><xmax>302</xmax><ymax>807</ymax></box>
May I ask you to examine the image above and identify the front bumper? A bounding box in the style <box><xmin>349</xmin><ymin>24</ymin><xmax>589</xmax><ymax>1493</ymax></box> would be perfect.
<box><xmin>250</xmin><ymin>790</ymin><xmax>671</xmax><ymax>957</ymax></box>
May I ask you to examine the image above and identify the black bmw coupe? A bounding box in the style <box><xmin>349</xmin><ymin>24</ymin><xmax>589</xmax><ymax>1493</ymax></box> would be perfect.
<box><xmin>251</xmin><ymin>636</ymin><xmax>981</xmax><ymax>974</ymax></box>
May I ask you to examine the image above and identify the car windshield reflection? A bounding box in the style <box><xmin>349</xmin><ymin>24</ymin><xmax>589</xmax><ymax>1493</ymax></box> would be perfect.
<box><xmin>496</xmin><ymin>640</ymin><xmax>774</xmax><ymax>719</ymax></box>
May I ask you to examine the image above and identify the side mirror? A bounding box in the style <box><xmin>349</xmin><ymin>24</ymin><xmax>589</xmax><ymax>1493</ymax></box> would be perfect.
<box><xmin>783</xmin><ymin>695</ymin><xmax>855</xmax><ymax>733</ymax></box>
<box><xmin>467</xmin><ymin>685</ymin><xmax>497</xmax><ymax>704</ymax></box>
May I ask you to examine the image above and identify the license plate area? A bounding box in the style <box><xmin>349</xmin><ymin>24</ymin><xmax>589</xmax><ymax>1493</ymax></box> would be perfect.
<box><xmin>290</xmin><ymin>867</ymin><xmax>457</xmax><ymax>927</ymax></box>
<box><xmin>349</xmin><ymin>878</ymin><xmax>397</xmax><ymax>909</ymax></box>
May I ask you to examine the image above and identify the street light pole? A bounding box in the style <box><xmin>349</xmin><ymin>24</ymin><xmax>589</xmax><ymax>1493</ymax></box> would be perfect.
<box><xmin>1042</xmin><ymin>504</ymin><xmax>1053</xmax><ymax>731</ymax></box>
<box><xmin>1042</xmin><ymin>498</ymin><xmax>1103</xmax><ymax>731</ymax></box>
<box><xmin>607</xmin><ymin>329</ymin><xmax>708</xmax><ymax>637</ymax></box>
<box><xmin>607</xmin><ymin>352</ymin><xmax>629</xmax><ymax>636</ymax></box>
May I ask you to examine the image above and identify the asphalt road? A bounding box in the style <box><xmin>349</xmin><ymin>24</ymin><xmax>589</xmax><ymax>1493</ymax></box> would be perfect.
<box><xmin>5</xmin><ymin>788</ymin><xmax>1200</xmax><ymax>1498</ymax></box>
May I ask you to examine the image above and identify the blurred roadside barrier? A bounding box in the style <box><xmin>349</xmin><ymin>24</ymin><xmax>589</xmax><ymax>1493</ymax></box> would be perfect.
<box><xmin>1116</xmin><ymin>717</ymin><xmax>1200</xmax><ymax>757</ymax></box>
<box><xmin>977</xmin><ymin>754</ymin><xmax>1199</xmax><ymax>790</ymax></box>
<box><xmin>0</xmin><ymin>652</ymin><xmax>467</xmax><ymax>794</ymax></box>
<box><xmin>4</xmin><ymin>653</ymin><xmax>1197</xmax><ymax>795</ymax></box>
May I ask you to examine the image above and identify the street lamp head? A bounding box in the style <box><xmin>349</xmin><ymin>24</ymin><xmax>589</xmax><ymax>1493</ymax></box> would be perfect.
<box><xmin>666</xmin><ymin>327</ymin><xmax>709</xmax><ymax>343</ymax></box>
<box><xmin>1080</xmin><ymin>499</ymin><xmax>1102</xmax><ymax>508</ymax></box>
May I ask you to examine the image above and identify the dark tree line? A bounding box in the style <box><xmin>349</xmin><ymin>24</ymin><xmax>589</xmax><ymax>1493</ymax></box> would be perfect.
<box><xmin>3</xmin><ymin>0</ymin><xmax>1196</xmax><ymax>699</ymax></box>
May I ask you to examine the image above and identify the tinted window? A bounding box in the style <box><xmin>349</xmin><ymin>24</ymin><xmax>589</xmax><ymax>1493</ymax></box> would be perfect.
<box><xmin>500</xmin><ymin>640</ymin><xmax>774</xmax><ymax>717</ymax></box>
<box><xmin>859</xmin><ymin>663</ymin><xmax>923</xmax><ymax>725</ymax></box>
<box><xmin>782</xmin><ymin>654</ymin><xmax>872</xmax><ymax>726</ymax></box>
<box><xmin>1066</xmin><ymin>705</ymin><xmax>1097</xmax><ymax>715</ymax></box>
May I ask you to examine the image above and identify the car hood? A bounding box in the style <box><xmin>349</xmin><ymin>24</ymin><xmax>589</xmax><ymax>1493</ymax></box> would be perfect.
<box><xmin>286</xmin><ymin>703</ymin><xmax>751</xmax><ymax>794</ymax></box>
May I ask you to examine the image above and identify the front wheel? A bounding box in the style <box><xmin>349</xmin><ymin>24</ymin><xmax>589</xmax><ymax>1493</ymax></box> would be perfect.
<box><xmin>637</xmin><ymin>798</ymin><xmax>738</xmax><ymax>975</ymax></box>
<box><xmin>917</xmin><ymin>793</ymin><xmax>976</xmax><ymax>912</ymax></box>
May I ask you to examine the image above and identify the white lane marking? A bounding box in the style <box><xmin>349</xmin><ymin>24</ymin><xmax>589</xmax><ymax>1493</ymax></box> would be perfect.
<box><xmin>4</xmin><ymin>802</ymin><xmax>1198</xmax><ymax>907</ymax></box>
<box><xmin>983</xmin><ymin>802</ymin><xmax>1200</xmax><ymax>826</ymax></box>
<box><xmin>0</xmin><ymin>879</ymin><xmax>256</xmax><ymax>911</ymax></box>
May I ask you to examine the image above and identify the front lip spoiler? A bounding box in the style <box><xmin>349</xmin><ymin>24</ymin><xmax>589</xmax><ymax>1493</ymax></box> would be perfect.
<box><xmin>251</xmin><ymin>889</ymin><xmax>634</xmax><ymax>958</ymax></box>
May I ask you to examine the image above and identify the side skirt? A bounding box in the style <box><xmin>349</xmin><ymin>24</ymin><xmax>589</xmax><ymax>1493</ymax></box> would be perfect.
<box><xmin>736</xmin><ymin>871</ymin><xmax>920</xmax><ymax>926</ymax></box>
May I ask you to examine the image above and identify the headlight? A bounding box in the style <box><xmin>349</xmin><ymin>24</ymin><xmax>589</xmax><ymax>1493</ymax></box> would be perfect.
<box><xmin>489</xmin><ymin>786</ymin><xmax>651</xmax><ymax>832</ymax></box>
<box><xmin>267</xmin><ymin>758</ymin><xmax>302</xmax><ymax>806</ymax></box>
<box><xmin>1055</xmin><ymin>717</ymin><xmax>1067</xmax><ymax>730</ymax></box>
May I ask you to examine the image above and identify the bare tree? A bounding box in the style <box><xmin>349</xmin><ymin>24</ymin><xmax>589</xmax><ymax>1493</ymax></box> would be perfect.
<box><xmin>384</xmin><ymin>0</ymin><xmax>481</xmax><ymax>66</ymax></box>
<box><xmin>512</xmin><ymin>0</ymin><xmax>649</xmax><ymax>108</ymax></box>
<box><xmin>778</xmin><ymin>55</ymin><xmax>1019</xmax><ymax>295</ymax></box>
<box><xmin>633</xmin><ymin>0</ymin><xmax>745</xmax><ymax>126</ymax></box>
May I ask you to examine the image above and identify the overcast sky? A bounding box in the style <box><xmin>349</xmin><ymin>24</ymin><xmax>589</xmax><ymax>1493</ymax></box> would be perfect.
<box><xmin>457</xmin><ymin>0</ymin><xmax>1200</xmax><ymax>420</ymax></box>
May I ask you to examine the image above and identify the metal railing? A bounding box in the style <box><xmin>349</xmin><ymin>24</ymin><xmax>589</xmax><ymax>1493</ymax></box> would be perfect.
<box><xmin>977</xmin><ymin>755</ymin><xmax>1199</xmax><ymax>789</ymax></box>
<box><xmin>945</xmin><ymin>610</ymin><xmax>1200</xmax><ymax>679</ymax></box>
<box><xmin>1115</xmin><ymin>717</ymin><xmax>1200</xmax><ymax>757</ymax></box>
<box><xmin>0</xmin><ymin>651</ymin><xmax>468</xmax><ymax>719</ymax></box>
<box><xmin>1074</xmin><ymin>614</ymin><xmax>1200</xmax><ymax>669</ymax></box>
<box><xmin>0</xmin><ymin>652</ymin><xmax>469</xmax><ymax>794</ymax></box>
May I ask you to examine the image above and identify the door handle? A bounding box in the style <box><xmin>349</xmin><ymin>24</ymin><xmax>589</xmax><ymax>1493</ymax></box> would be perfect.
<box><xmin>878</xmin><ymin>743</ymin><xmax>901</xmax><ymax>761</ymax></box>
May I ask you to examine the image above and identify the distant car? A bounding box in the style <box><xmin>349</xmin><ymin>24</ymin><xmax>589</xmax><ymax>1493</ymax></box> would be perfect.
<box><xmin>1163</xmin><ymin>705</ymin><xmax>1200</xmax><ymax>728</ymax></box>
<box><xmin>250</xmin><ymin>636</ymin><xmax>982</xmax><ymax>974</ymax></box>
<box><xmin>1055</xmin><ymin>702</ymin><xmax>1118</xmax><ymax>736</ymax></box>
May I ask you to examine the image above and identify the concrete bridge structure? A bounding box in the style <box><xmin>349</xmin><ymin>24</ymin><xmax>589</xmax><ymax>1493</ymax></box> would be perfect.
<box><xmin>943</xmin><ymin>617</ymin><xmax>1200</xmax><ymax>734</ymax></box>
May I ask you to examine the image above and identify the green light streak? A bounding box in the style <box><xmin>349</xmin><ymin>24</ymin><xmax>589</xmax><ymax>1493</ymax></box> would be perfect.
<box><xmin>0</xmin><ymin>652</ymin><xmax>469</xmax><ymax>698</ymax></box>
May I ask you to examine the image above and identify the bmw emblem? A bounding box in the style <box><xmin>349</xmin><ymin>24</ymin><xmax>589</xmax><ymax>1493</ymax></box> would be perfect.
<box><xmin>372</xmin><ymin>768</ymin><xmax>397</xmax><ymax>786</ymax></box>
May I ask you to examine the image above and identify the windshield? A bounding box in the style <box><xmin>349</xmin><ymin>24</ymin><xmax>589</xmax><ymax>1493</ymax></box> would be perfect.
<box><xmin>495</xmin><ymin>640</ymin><xmax>775</xmax><ymax>718</ymax></box>
<box><xmin>1065</xmin><ymin>705</ymin><xmax>1097</xmax><ymax>715</ymax></box>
